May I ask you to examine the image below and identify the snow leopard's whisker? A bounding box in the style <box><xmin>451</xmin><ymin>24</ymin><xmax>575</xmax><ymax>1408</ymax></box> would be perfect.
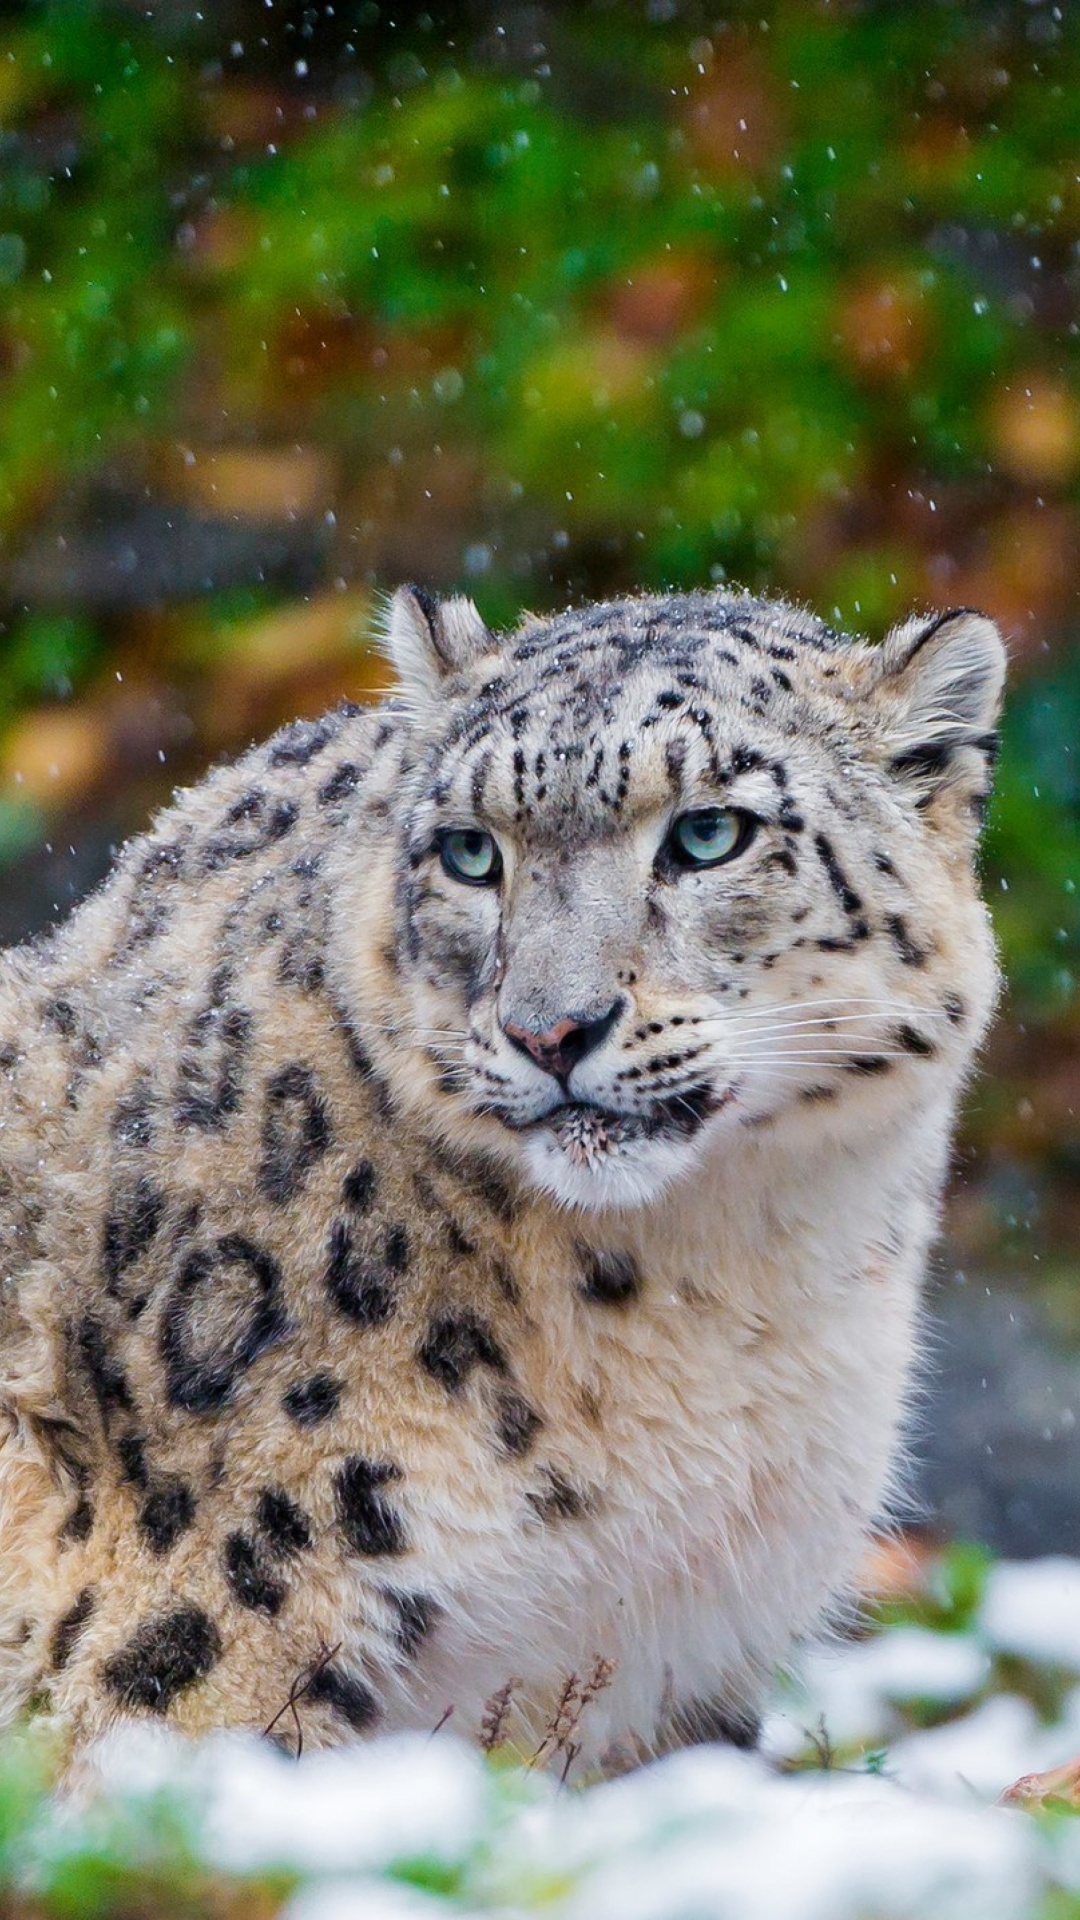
<box><xmin>703</xmin><ymin>1015</ymin><xmax>938</xmax><ymax>1042</ymax></box>
<box><xmin>731</xmin><ymin>1038</ymin><xmax>909</xmax><ymax>1058</ymax></box>
<box><xmin>363</xmin><ymin>1020</ymin><xmax>465</xmax><ymax>1042</ymax></box>
<box><xmin>709</xmin><ymin>995</ymin><xmax>938</xmax><ymax>1019</ymax></box>
<box><xmin>734</xmin><ymin>1059</ymin><xmax>903</xmax><ymax>1075</ymax></box>
<box><xmin>703</xmin><ymin>1025</ymin><xmax>902</xmax><ymax>1047</ymax></box>
<box><xmin>719</xmin><ymin>1018</ymin><xmax>913</xmax><ymax>1040</ymax></box>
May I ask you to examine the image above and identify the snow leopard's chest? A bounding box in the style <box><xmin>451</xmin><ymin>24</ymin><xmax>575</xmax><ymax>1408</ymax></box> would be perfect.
<box><xmin>359</xmin><ymin>1182</ymin><xmax>924</xmax><ymax>1761</ymax></box>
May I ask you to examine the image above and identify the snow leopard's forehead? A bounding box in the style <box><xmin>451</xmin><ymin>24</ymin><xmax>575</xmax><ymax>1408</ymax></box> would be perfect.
<box><xmin>425</xmin><ymin>591</ymin><xmax>859</xmax><ymax>837</ymax></box>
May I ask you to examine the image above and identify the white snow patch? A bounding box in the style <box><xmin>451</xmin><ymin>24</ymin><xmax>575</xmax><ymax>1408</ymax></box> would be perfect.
<box><xmin>54</xmin><ymin>1561</ymin><xmax>1080</xmax><ymax>1920</ymax></box>
<box><xmin>88</xmin><ymin>1728</ymin><xmax>488</xmax><ymax>1876</ymax></box>
<box><xmin>550</xmin><ymin>1750</ymin><xmax>1040</xmax><ymax>1920</ymax></box>
<box><xmin>888</xmin><ymin>1693</ymin><xmax>1042</xmax><ymax>1801</ymax></box>
<box><xmin>200</xmin><ymin>1734</ymin><xmax>489</xmax><ymax>1874</ymax></box>
<box><xmin>286</xmin><ymin>1880</ymin><xmax>452</xmax><ymax>1920</ymax></box>
<box><xmin>980</xmin><ymin>1558</ymin><xmax>1080</xmax><ymax>1670</ymax></box>
<box><xmin>765</xmin><ymin>1627</ymin><xmax>987</xmax><ymax>1756</ymax></box>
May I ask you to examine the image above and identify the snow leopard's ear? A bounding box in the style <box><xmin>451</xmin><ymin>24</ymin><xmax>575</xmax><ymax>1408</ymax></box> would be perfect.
<box><xmin>382</xmin><ymin>585</ymin><xmax>492</xmax><ymax>709</ymax></box>
<box><xmin>869</xmin><ymin>607</ymin><xmax>1006</xmax><ymax>810</ymax></box>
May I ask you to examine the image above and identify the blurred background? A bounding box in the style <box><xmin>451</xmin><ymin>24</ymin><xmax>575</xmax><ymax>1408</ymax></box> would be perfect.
<box><xmin>1</xmin><ymin>0</ymin><xmax>1078</xmax><ymax>1555</ymax></box>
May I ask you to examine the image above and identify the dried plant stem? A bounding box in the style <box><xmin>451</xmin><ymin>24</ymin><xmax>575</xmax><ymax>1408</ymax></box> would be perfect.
<box><xmin>479</xmin><ymin>1677</ymin><xmax>520</xmax><ymax>1753</ymax></box>
<box><xmin>530</xmin><ymin>1655</ymin><xmax>616</xmax><ymax>1772</ymax></box>
<box><xmin>262</xmin><ymin>1640</ymin><xmax>343</xmax><ymax>1759</ymax></box>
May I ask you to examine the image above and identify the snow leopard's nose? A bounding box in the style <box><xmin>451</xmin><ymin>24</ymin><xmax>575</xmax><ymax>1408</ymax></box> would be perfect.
<box><xmin>502</xmin><ymin>1001</ymin><xmax>623</xmax><ymax>1082</ymax></box>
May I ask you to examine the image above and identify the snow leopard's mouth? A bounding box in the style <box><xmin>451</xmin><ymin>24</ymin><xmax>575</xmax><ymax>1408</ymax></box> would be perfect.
<box><xmin>529</xmin><ymin>1084</ymin><xmax>723</xmax><ymax>1165</ymax></box>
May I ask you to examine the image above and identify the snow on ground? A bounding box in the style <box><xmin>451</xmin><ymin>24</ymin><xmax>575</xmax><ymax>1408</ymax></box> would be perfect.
<box><xmin>25</xmin><ymin>1555</ymin><xmax>1080</xmax><ymax>1920</ymax></box>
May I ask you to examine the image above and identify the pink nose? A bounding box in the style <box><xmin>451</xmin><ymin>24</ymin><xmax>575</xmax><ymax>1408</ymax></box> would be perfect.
<box><xmin>502</xmin><ymin>1002</ymin><xmax>623</xmax><ymax>1081</ymax></box>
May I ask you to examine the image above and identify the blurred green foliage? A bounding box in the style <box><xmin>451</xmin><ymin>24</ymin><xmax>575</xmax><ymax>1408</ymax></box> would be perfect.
<box><xmin>1</xmin><ymin>0</ymin><xmax>1080</xmax><ymax>1258</ymax></box>
<box><xmin>872</xmin><ymin>1539</ymin><xmax>996</xmax><ymax>1639</ymax></box>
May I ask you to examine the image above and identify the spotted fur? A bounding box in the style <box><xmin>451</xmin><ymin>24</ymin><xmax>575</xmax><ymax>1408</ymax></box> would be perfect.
<box><xmin>0</xmin><ymin>587</ymin><xmax>1003</xmax><ymax>1770</ymax></box>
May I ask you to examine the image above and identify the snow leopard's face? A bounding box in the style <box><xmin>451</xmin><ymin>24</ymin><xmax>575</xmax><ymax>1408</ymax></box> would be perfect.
<box><xmin>370</xmin><ymin>589</ymin><xmax>1003</xmax><ymax>1211</ymax></box>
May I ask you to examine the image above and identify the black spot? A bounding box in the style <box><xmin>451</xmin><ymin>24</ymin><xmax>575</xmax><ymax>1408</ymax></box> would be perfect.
<box><xmin>813</xmin><ymin>832</ymin><xmax>863</xmax><ymax>917</ymax></box>
<box><xmin>117</xmin><ymin>1432</ymin><xmax>149</xmax><ymax>1489</ymax></box>
<box><xmin>318</xmin><ymin>762</ymin><xmax>360</xmax><ymax>806</ymax></box>
<box><xmin>943</xmin><ymin>991</ymin><xmax>966</xmax><ymax>1026</ymax></box>
<box><xmin>207</xmin><ymin>961</ymin><xmax>234</xmax><ymax>1008</ymax></box>
<box><xmin>283</xmin><ymin>1373</ymin><xmax>343</xmax><ymax>1428</ymax></box>
<box><xmin>51</xmin><ymin>1588</ymin><xmax>95</xmax><ymax>1670</ymax></box>
<box><xmin>578</xmin><ymin>1248</ymin><xmax>641</xmax><ymax>1307</ymax></box>
<box><xmin>667</xmin><ymin>1697</ymin><xmax>762</xmax><ymax>1750</ymax></box>
<box><xmin>138</xmin><ymin>838</ymin><xmax>186</xmax><ymax>883</ymax></box>
<box><xmin>343</xmin><ymin>1161</ymin><xmax>377</xmax><ymax>1213</ymax></box>
<box><xmin>493</xmin><ymin>1260</ymin><xmax>518</xmax><ymax>1303</ymax></box>
<box><xmin>799</xmin><ymin>1084</ymin><xmax>838</xmax><ymax>1105</ymax></box>
<box><xmin>160</xmin><ymin>1234</ymin><xmax>287</xmax><ymax>1414</ymax></box>
<box><xmin>324</xmin><ymin>1219</ymin><xmax>396</xmax><ymax>1327</ymax></box>
<box><xmin>102</xmin><ymin>1179</ymin><xmax>166</xmax><ymax>1296</ymax></box>
<box><xmin>384</xmin><ymin>1223</ymin><xmax>409</xmax><ymax>1272</ymax></box>
<box><xmin>224</xmin><ymin>1532</ymin><xmax>285</xmax><ymax>1615</ymax></box>
<box><xmin>306</xmin><ymin>1663</ymin><xmax>381</xmax><ymax>1732</ymax></box>
<box><xmin>334</xmin><ymin>1457</ymin><xmax>407</xmax><ymax>1557</ymax></box>
<box><xmin>43</xmin><ymin>996</ymin><xmax>77</xmax><ymax>1037</ymax></box>
<box><xmin>895</xmin><ymin>1023</ymin><xmax>937</xmax><ymax>1058</ymax></box>
<box><xmin>418</xmin><ymin>1313</ymin><xmax>507</xmax><ymax>1393</ymax></box>
<box><xmin>269</xmin><ymin>716</ymin><xmax>335</xmax><ymax>766</ymax></box>
<box><xmin>383</xmin><ymin>1589</ymin><xmax>439</xmax><ymax>1659</ymax></box>
<box><xmin>59</xmin><ymin>1497</ymin><xmax>94</xmax><ymax>1544</ymax></box>
<box><xmin>339</xmin><ymin>1015</ymin><xmax>375</xmax><ymax>1079</ymax></box>
<box><xmin>117</xmin><ymin>890</ymin><xmax>171</xmax><ymax>953</ymax></box>
<box><xmin>278</xmin><ymin>930</ymin><xmax>325</xmax><ymax>995</ymax></box>
<box><xmin>495</xmin><ymin>1390</ymin><xmax>543</xmax><ymax>1456</ymax></box>
<box><xmin>257</xmin><ymin>1486</ymin><xmax>312</xmax><ymax>1558</ymax></box>
<box><xmin>203</xmin><ymin>793</ymin><xmax>299</xmax><ymax>868</ymax></box>
<box><xmin>257</xmin><ymin>1063</ymin><xmax>333</xmax><ymax>1205</ymax></box>
<box><xmin>528</xmin><ymin>1471</ymin><xmax>586</xmax><ymax>1521</ymax></box>
<box><xmin>884</xmin><ymin>913</ymin><xmax>928</xmax><ymax>968</ymax></box>
<box><xmin>872</xmin><ymin>851</ymin><xmax>897</xmax><ymax>876</ymax></box>
<box><xmin>102</xmin><ymin>1606</ymin><xmax>222</xmax><ymax>1712</ymax></box>
<box><xmin>74</xmin><ymin>1315</ymin><xmax>133</xmax><ymax>1423</ymax></box>
<box><xmin>888</xmin><ymin>741</ymin><xmax>953</xmax><ymax>783</ymax></box>
<box><xmin>763</xmin><ymin>848</ymin><xmax>798</xmax><ymax>877</ymax></box>
<box><xmin>138</xmin><ymin>1477</ymin><xmax>196</xmax><ymax>1554</ymax></box>
<box><xmin>846</xmin><ymin>1055</ymin><xmax>893</xmax><ymax>1076</ymax></box>
<box><xmin>175</xmin><ymin>1004</ymin><xmax>252</xmax><ymax>1132</ymax></box>
<box><xmin>112</xmin><ymin>1078</ymin><xmax>154</xmax><ymax>1149</ymax></box>
<box><xmin>466</xmin><ymin>1157</ymin><xmax>517</xmax><ymax>1222</ymax></box>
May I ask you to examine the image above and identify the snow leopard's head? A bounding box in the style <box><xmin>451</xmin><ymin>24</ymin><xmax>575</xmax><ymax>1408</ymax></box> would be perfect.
<box><xmin>341</xmin><ymin>585</ymin><xmax>1004</xmax><ymax>1212</ymax></box>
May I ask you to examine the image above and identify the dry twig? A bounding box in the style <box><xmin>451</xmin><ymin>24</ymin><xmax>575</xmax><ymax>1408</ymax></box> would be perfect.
<box><xmin>263</xmin><ymin>1640</ymin><xmax>343</xmax><ymax>1760</ymax></box>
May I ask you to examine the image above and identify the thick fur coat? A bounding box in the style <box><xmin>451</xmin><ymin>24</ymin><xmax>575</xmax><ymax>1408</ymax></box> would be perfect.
<box><xmin>0</xmin><ymin>587</ymin><xmax>1004</xmax><ymax>1766</ymax></box>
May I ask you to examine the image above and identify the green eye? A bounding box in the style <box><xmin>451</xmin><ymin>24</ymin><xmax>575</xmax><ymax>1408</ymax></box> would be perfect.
<box><xmin>668</xmin><ymin>807</ymin><xmax>754</xmax><ymax>870</ymax></box>
<box><xmin>438</xmin><ymin>828</ymin><xmax>502</xmax><ymax>886</ymax></box>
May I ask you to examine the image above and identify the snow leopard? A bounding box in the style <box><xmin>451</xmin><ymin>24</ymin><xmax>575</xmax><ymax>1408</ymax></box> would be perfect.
<box><xmin>0</xmin><ymin>585</ymin><xmax>1004</xmax><ymax>1769</ymax></box>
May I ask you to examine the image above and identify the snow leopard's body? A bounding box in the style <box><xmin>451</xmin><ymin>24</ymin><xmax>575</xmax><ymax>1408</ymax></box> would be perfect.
<box><xmin>0</xmin><ymin>587</ymin><xmax>1003</xmax><ymax>1767</ymax></box>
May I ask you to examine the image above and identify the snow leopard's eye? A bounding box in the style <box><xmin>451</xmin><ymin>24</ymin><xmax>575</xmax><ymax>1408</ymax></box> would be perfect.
<box><xmin>667</xmin><ymin>807</ymin><xmax>757</xmax><ymax>871</ymax></box>
<box><xmin>437</xmin><ymin>828</ymin><xmax>502</xmax><ymax>886</ymax></box>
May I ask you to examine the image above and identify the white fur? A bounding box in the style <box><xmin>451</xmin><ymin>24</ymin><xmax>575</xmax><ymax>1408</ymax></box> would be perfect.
<box><xmin>380</xmin><ymin>587</ymin><xmax>490</xmax><ymax>711</ymax></box>
<box><xmin>370</xmin><ymin>1111</ymin><xmax>939</xmax><ymax>1763</ymax></box>
<box><xmin>876</xmin><ymin>609</ymin><xmax>1006</xmax><ymax>763</ymax></box>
